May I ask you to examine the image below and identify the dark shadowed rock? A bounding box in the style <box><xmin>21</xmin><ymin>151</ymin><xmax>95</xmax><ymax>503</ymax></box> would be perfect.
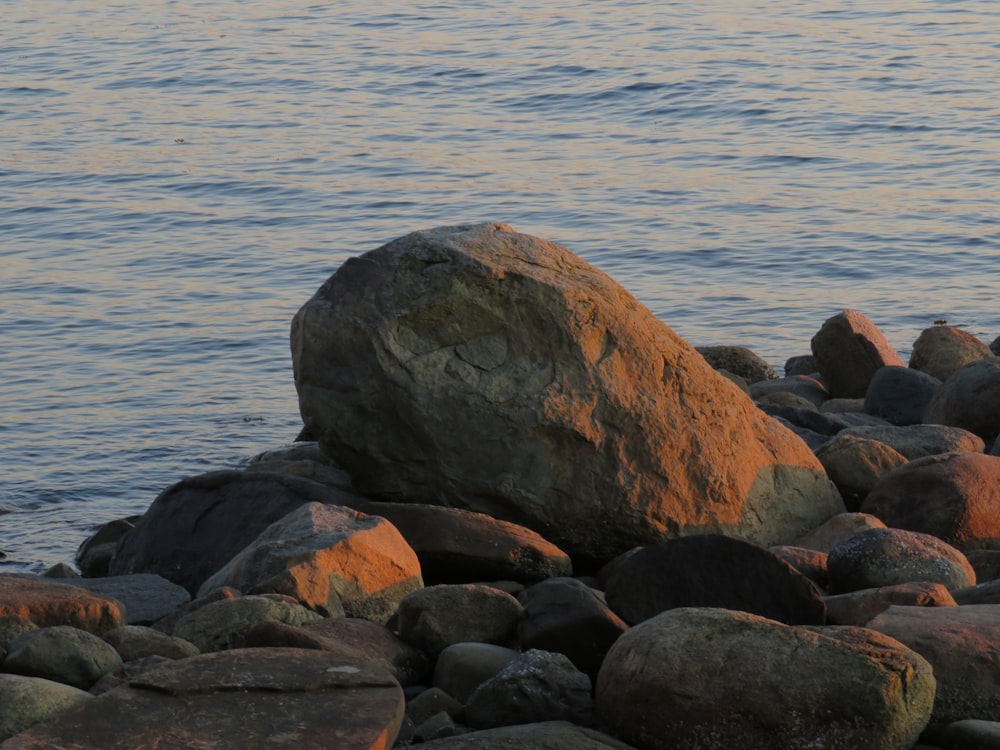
<box><xmin>291</xmin><ymin>223</ymin><xmax>843</xmax><ymax>564</ymax></box>
<box><xmin>841</xmin><ymin>423</ymin><xmax>984</xmax><ymax>460</ymax></box>
<box><xmin>695</xmin><ymin>345</ymin><xmax>777</xmax><ymax>384</ymax></box>
<box><xmin>860</xmin><ymin>452</ymin><xmax>1000</xmax><ymax>552</ymax></box>
<box><xmin>75</xmin><ymin>518</ymin><xmax>137</xmax><ymax>578</ymax></box>
<box><xmin>396</xmin><ymin>584</ymin><xmax>522</xmax><ymax>657</ymax></box>
<box><xmin>924</xmin><ymin>358</ymin><xmax>1000</xmax><ymax>448</ymax></box>
<box><xmin>824</xmin><ymin>582</ymin><xmax>956</xmax><ymax>626</ymax></box>
<box><xmin>769</xmin><ymin>545</ymin><xmax>828</xmax><ymax>589</ymax></box>
<box><xmin>810</xmin><ymin>310</ymin><xmax>905</xmax><ymax>398</ymax></box>
<box><xmin>597</xmin><ymin>607</ymin><xmax>934</xmax><ymax>750</ymax></box>
<box><xmin>101</xmin><ymin>626</ymin><xmax>199</xmax><ymax>662</ymax></box>
<box><xmin>784</xmin><ymin>355</ymin><xmax>818</xmax><ymax>376</ymax></box>
<box><xmin>952</xmin><ymin>579</ymin><xmax>1000</xmax><ymax>605</ymax></box>
<box><xmin>603</xmin><ymin>534</ymin><xmax>826</xmax><ymax>626</ymax></box>
<box><xmin>61</xmin><ymin>574</ymin><xmax>190</xmax><ymax>625</ymax></box>
<box><xmin>749</xmin><ymin>374</ymin><xmax>829</xmax><ymax>407</ymax></box>
<box><xmin>816</xmin><ymin>435</ymin><xmax>908</xmax><ymax>511</ymax></box>
<box><xmin>909</xmin><ymin>325</ymin><xmax>995</xmax><ymax>382</ymax></box>
<box><xmin>170</xmin><ymin>594</ymin><xmax>321</xmax><ymax>653</ymax></box>
<box><xmin>864</xmin><ymin>366</ymin><xmax>941</xmax><ymax>426</ymax></box>
<box><xmin>0</xmin><ymin>576</ymin><xmax>124</xmax><ymax>635</ymax></box>
<box><xmin>827</xmin><ymin>527</ymin><xmax>975</xmax><ymax>593</ymax></box>
<box><xmin>517</xmin><ymin>577</ymin><xmax>628</xmax><ymax>678</ymax></box>
<box><xmin>940</xmin><ymin>719</ymin><xmax>1000</xmax><ymax>750</ymax></box>
<box><xmin>110</xmin><ymin>470</ymin><xmax>370</xmax><ymax>593</ymax></box>
<box><xmin>0</xmin><ymin>648</ymin><xmax>404</xmax><ymax>750</ymax></box>
<box><xmin>0</xmin><ymin>674</ymin><xmax>92</xmax><ymax>744</ymax></box>
<box><xmin>357</xmin><ymin>501</ymin><xmax>571</xmax><ymax>585</ymax></box>
<box><xmin>417</xmin><ymin>721</ymin><xmax>638</xmax><ymax>749</ymax></box>
<box><xmin>433</xmin><ymin>642</ymin><xmax>519</xmax><ymax>703</ymax></box>
<box><xmin>302</xmin><ymin>617</ymin><xmax>430</xmax><ymax>687</ymax></box>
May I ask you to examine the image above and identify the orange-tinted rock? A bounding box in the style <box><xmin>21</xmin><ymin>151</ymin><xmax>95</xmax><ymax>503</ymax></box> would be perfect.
<box><xmin>0</xmin><ymin>648</ymin><xmax>403</xmax><ymax>750</ymax></box>
<box><xmin>0</xmin><ymin>576</ymin><xmax>124</xmax><ymax>635</ymax></box>
<box><xmin>810</xmin><ymin>310</ymin><xmax>904</xmax><ymax>398</ymax></box>
<box><xmin>291</xmin><ymin>223</ymin><xmax>843</xmax><ymax>564</ymax></box>
<box><xmin>909</xmin><ymin>325</ymin><xmax>994</xmax><ymax>382</ymax></box>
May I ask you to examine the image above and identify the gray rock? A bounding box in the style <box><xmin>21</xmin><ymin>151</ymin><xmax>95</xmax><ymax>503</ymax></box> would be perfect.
<box><xmin>695</xmin><ymin>345</ymin><xmax>778</xmax><ymax>384</ymax></box>
<box><xmin>597</xmin><ymin>607</ymin><xmax>934</xmax><ymax>750</ymax></box>
<box><xmin>816</xmin><ymin>435</ymin><xmax>908</xmax><ymax>511</ymax></box>
<box><xmin>909</xmin><ymin>325</ymin><xmax>995</xmax><ymax>382</ymax></box>
<box><xmin>924</xmin><ymin>358</ymin><xmax>1000</xmax><ymax>449</ymax></box>
<box><xmin>0</xmin><ymin>674</ymin><xmax>92</xmax><ymax>743</ymax></box>
<box><xmin>61</xmin><ymin>574</ymin><xmax>190</xmax><ymax>625</ymax></box>
<box><xmin>0</xmin><ymin>617</ymin><xmax>37</xmax><ymax>663</ymax></box>
<box><xmin>3</xmin><ymin>626</ymin><xmax>123</xmax><ymax>690</ymax></box>
<box><xmin>170</xmin><ymin>594</ymin><xmax>321</xmax><ymax>653</ymax></box>
<box><xmin>416</xmin><ymin>721</ymin><xmax>638</xmax><ymax>749</ymax></box>
<box><xmin>810</xmin><ymin>310</ymin><xmax>905</xmax><ymax>398</ymax></box>
<box><xmin>827</xmin><ymin>527</ymin><xmax>976</xmax><ymax>593</ymax></box>
<box><xmin>102</xmin><ymin>625</ymin><xmax>199</xmax><ymax>662</ymax></box>
<box><xmin>76</xmin><ymin>518</ymin><xmax>137</xmax><ymax>578</ymax></box>
<box><xmin>291</xmin><ymin>223</ymin><xmax>843</xmax><ymax>564</ymax></box>
<box><xmin>863</xmin><ymin>366</ymin><xmax>941</xmax><ymax>426</ymax></box>
<box><xmin>433</xmin><ymin>642</ymin><xmax>519</xmax><ymax>703</ymax></box>
<box><xmin>940</xmin><ymin>719</ymin><xmax>1000</xmax><ymax>750</ymax></box>
<box><xmin>783</xmin><ymin>355</ymin><xmax>818</xmax><ymax>376</ymax></box>
<box><xmin>396</xmin><ymin>584</ymin><xmax>523</xmax><ymax>657</ymax></box>
<box><xmin>841</xmin><ymin>423</ymin><xmax>984</xmax><ymax>460</ymax></box>
<box><xmin>197</xmin><ymin>502</ymin><xmax>422</xmax><ymax>622</ymax></box>
<box><xmin>967</xmin><ymin>550</ymin><xmax>1000</xmax><ymax>583</ymax></box>
<box><xmin>794</xmin><ymin>512</ymin><xmax>888</xmax><ymax>554</ymax></box>
<box><xmin>824</xmin><ymin>582</ymin><xmax>956</xmax><ymax>626</ymax></box>
<box><xmin>952</xmin><ymin>578</ymin><xmax>1000</xmax><ymax>605</ymax></box>
<box><xmin>749</xmin><ymin>374</ymin><xmax>830</xmax><ymax>407</ymax></box>
<box><xmin>464</xmin><ymin>649</ymin><xmax>593</xmax><ymax>730</ymax></box>
<box><xmin>406</xmin><ymin>686</ymin><xmax>463</xmax><ymax>727</ymax></box>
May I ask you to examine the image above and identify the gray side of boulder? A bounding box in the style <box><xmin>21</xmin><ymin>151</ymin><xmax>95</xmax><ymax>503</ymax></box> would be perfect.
<box><xmin>0</xmin><ymin>674</ymin><xmax>92</xmax><ymax>743</ymax></box>
<box><xmin>3</xmin><ymin>626</ymin><xmax>123</xmax><ymax>690</ymax></box>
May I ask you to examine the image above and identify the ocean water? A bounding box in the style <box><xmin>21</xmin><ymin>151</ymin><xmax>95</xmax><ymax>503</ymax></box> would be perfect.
<box><xmin>3</xmin><ymin>1</ymin><xmax>999</xmax><ymax>573</ymax></box>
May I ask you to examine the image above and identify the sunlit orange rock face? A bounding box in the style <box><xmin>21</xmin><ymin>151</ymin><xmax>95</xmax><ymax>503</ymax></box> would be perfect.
<box><xmin>0</xmin><ymin>577</ymin><xmax>124</xmax><ymax>634</ymax></box>
<box><xmin>292</xmin><ymin>223</ymin><xmax>844</xmax><ymax>563</ymax></box>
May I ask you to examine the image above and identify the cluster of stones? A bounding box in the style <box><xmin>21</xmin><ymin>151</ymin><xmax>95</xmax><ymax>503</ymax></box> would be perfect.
<box><xmin>4</xmin><ymin>223</ymin><xmax>1000</xmax><ymax>749</ymax></box>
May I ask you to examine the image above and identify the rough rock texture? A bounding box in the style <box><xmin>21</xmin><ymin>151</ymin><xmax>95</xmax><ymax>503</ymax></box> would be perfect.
<box><xmin>356</xmin><ymin>501</ymin><xmax>571</xmax><ymax>585</ymax></box>
<box><xmin>197</xmin><ymin>502</ymin><xmax>422</xmax><ymax>623</ymax></box>
<box><xmin>463</xmin><ymin>649</ymin><xmax>593</xmax><ymax>730</ymax></box>
<box><xmin>695</xmin><ymin>345</ymin><xmax>778</xmax><ymax>384</ymax></box>
<box><xmin>291</xmin><ymin>223</ymin><xmax>843</xmax><ymax>563</ymax></box>
<box><xmin>824</xmin><ymin>582</ymin><xmax>956</xmax><ymax>626</ymax></box>
<box><xmin>603</xmin><ymin>535</ymin><xmax>826</xmax><ymax>626</ymax></box>
<box><xmin>810</xmin><ymin>310</ymin><xmax>905</xmax><ymax>398</ymax></box>
<box><xmin>0</xmin><ymin>576</ymin><xmax>124</xmax><ymax>635</ymax></box>
<box><xmin>170</xmin><ymin>595</ymin><xmax>322</xmax><ymax>653</ymax></box>
<box><xmin>840</xmin><ymin>424</ymin><xmax>984</xmax><ymax>460</ymax></box>
<box><xmin>517</xmin><ymin>576</ymin><xmax>628</xmax><ymax>678</ymax></box>
<box><xmin>433</xmin><ymin>643</ymin><xmax>520</xmax><ymax>703</ymax></box>
<box><xmin>909</xmin><ymin>325</ymin><xmax>995</xmax><ymax>382</ymax></box>
<box><xmin>396</xmin><ymin>584</ymin><xmax>522</xmax><ymax>657</ymax></box>
<box><xmin>110</xmin><ymin>470</ymin><xmax>370</xmax><ymax>593</ymax></box>
<box><xmin>62</xmin><ymin>574</ymin><xmax>190</xmax><ymax>625</ymax></box>
<box><xmin>302</xmin><ymin>617</ymin><xmax>429</xmax><ymax>687</ymax></box>
<box><xmin>826</xmin><ymin>527</ymin><xmax>976</xmax><ymax>593</ymax></box>
<box><xmin>793</xmin><ymin>512</ymin><xmax>888</xmax><ymax>553</ymax></box>
<box><xmin>596</xmin><ymin>607</ymin><xmax>935</xmax><ymax>750</ymax></box>
<box><xmin>816</xmin><ymin>435</ymin><xmax>909</xmax><ymax>511</ymax></box>
<box><xmin>863</xmin><ymin>366</ymin><xmax>941</xmax><ymax>426</ymax></box>
<box><xmin>924</xmin><ymin>358</ymin><xmax>1000</xmax><ymax>448</ymax></box>
<box><xmin>0</xmin><ymin>649</ymin><xmax>404</xmax><ymax>750</ymax></box>
<box><xmin>3</xmin><ymin>626</ymin><xmax>123</xmax><ymax>690</ymax></box>
<box><xmin>101</xmin><ymin>625</ymin><xmax>199</xmax><ymax>662</ymax></box>
<box><xmin>860</xmin><ymin>452</ymin><xmax>1000</xmax><ymax>552</ymax></box>
<box><xmin>867</xmin><ymin>604</ymin><xmax>1000</xmax><ymax>728</ymax></box>
<box><xmin>0</xmin><ymin>674</ymin><xmax>92</xmax><ymax>744</ymax></box>
<box><xmin>416</xmin><ymin>721</ymin><xmax>638</xmax><ymax>749</ymax></box>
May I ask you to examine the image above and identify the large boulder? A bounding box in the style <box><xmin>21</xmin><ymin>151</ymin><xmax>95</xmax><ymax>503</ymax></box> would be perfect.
<box><xmin>291</xmin><ymin>223</ymin><xmax>843</xmax><ymax>563</ymax></box>
<box><xmin>0</xmin><ymin>576</ymin><xmax>124</xmax><ymax>635</ymax></box>
<box><xmin>596</xmin><ymin>607</ymin><xmax>935</xmax><ymax>750</ymax></box>
<box><xmin>860</xmin><ymin>452</ymin><xmax>1000</xmax><ymax>552</ymax></box>
<box><xmin>815</xmin><ymin>435</ymin><xmax>909</xmax><ymax>511</ymax></box>
<box><xmin>0</xmin><ymin>675</ymin><xmax>92</xmax><ymax>743</ymax></box>
<box><xmin>61</xmin><ymin>574</ymin><xmax>190</xmax><ymax>625</ymax></box>
<box><xmin>3</xmin><ymin>626</ymin><xmax>123</xmax><ymax>690</ymax></box>
<box><xmin>840</xmin><ymin>423</ymin><xmax>984</xmax><ymax>460</ymax></box>
<box><xmin>197</xmin><ymin>502</ymin><xmax>422</xmax><ymax>623</ymax></box>
<box><xmin>924</xmin><ymin>358</ymin><xmax>1000</xmax><ymax>449</ymax></box>
<box><xmin>810</xmin><ymin>310</ymin><xmax>905</xmax><ymax>398</ymax></box>
<box><xmin>863</xmin><ymin>366</ymin><xmax>941</xmax><ymax>426</ymax></box>
<box><xmin>110</xmin><ymin>470</ymin><xmax>370</xmax><ymax>593</ymax></box>
<box><xmin>909</xmin><ymin>325</ymin><xmax>995</xmax><ymax>382</ymax></box>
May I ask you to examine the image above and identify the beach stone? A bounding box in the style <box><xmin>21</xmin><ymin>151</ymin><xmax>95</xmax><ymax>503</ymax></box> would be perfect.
<box><xmin>149</xmin><ymin>586</ymin><xmax>240</xmax><ymax>635</ymax></box>
<box><xmin>695</xmin><ymin>345</ymin><xmax>777</xmax><ymax>384</ymax></box>
<box><xmin>463</xmin><ymin>649</ymin><xmax>593</xmax><ymax>730</ymax></box>
<box><xmin>924</xmin><ymin>358</ymin><xmax>1000</xmax><ymax>448</ymax></box>
<box><xmin>967</xmin><ymin>550</ymin><xmax>1000</xmax><ymax>583</ymax></box>
<box><xmin>867</xmin><ymin>604</ymin><xmax>1000</xmax><ymax>727</ymax></box>
<box><xmin>101</xmin><ymin>625</ymin><xmax>199</xmax><ymax>662</ymax></box>
<box><xmin>910</xmin><ymin>325</ymin><xmax>995</xmax><ymax>382</ymax></box>
<box><xmin>0</xmin><ymin>576</ymin><xmax>124</xmax><ymax>635</ymax></box>
<box><xmin>417</xmin><ymin>721</ymin><xmax>638</xmax><ymax>749</ymax></box>
<box><xmin>940</xmin><ymin>719</ymin><xmax>1000</xmax><ymax>750</ymax></box>
<box><xmin>861</xmin><ymin>452</ymin><xmax>1000</xmax><ymax>551</ymax></box>
<box><xmin>291</xmin><ymin>223</ymin><xmax>844</xmax><ymax>565</ymax></box>
<box><xmin>783</xmin><ymin>354</ymin><xmax>818</xmax><ymax>376</ymax></box>
<box><xmin>62</xmin><ymin>574</ymin><xmax>190</xmax><ymax>625</ymax></box>
<box><xmin>827</xmin><ymin>527</ymin><xmax>975</xmax><ymax>593</ymax></box>
<box><xmin>0</xmin><ymin>648</ymin><xmax>404</xmax><ymax>750</ymax></box>
<box><xmin>810</xmin><ymin>310</ymin><xmax>905</xmax><ymax>398</ymax></box>
<box><xmin>952</xmin><ymin>579</ymin><xmax>1000</xmax><ymax>605</ymax></box>
<box><xmin>0</xmin><ymin>618</ymin><xmax>37</xmax><ymax>663</ymax></box>
<box><xmin>357</xmin><ymin>501</ymin><xmax>571</xmax><ymax>585</ymax></box>
<box><xmin>793</xmin><ymin>512</ymin><xmax>888</xmax><ymax>553</ymax></box>
<box><xmin>841</xmin><ymin>423</ymin><xmax>984</xmax><ymax>460</ymax></box>
<box><xmin>757</xmin><ymin>403</ymin><xmax>849</xmax><ymax>436</ymax></box>
<box><xmin>603</xmin><ymin>534</ymin><xmax>826</xmax><ymax>626</ymax></box>
<box><xmin>3</xmin><ymin>626</ymin><xmax>123</xmax><ymax>690</ymax></box>
<box><xmin>396</xmin><ymin>584</ymin><xmax>523</xmax><ymax>657</ymax></box>
<box><xmin>596</xmin><ymin>607</ymin><xmax>934</xmax><ymax>750</ymax></box>
<box><xmin>816</xmin><ymin>435</ymin><xmax>909</xmax><ymax>511</ymax></box>
<box><xmin>406</xmin><ymin>687</ymin><xmax>463</xmax><ymax>727</ymax></box>
<box><xmin>821</xmin><ymin>397</ymin><xmax>866</xmax><ymax>413</ymax></box>
<box><xmin>517</xmin><ymin>577</ymin><xmax>627</xmax><ymax>678</ymax></box>
<box><xmin>433</xmin><ymin>643</ymin><xmax>519</xmax><ymax>703</ymax></box>
<box><xmin>864</xmin><ymin>366</ymin><xmax>941</xmax><ymax>426</ymax></box>
<box><xmin>749</xmin><ymin>374</ymin><xmax>830</xmax><ymax>407</ymax></box>
<box><xmin>170</xmin><ymin>594</ymin><xmax>321</xmax><ymax>653</ymax></box>
<box><xmin>768</xmin><ymin>545</ymin><xmax>828</xmax><ymax>589</ymax></box>
<box><xmin>301</xmin><ymin>617</ymin><xmax>429</xmax><ymax>687</ymax></box>
<box><xmin>0</xmin><ymin>674</ymin><xmax>92</xmax><ymax>743</ymax></box>
<box><xmin>196</xmin><ymin>502</ymin><xmax>422</xmax><ymax>622</ymax></box>
<box><xmin>40</xmin><ymin>563</ymin><xmax>78</xmax><ymax>579</ymax></box>
<box><xmin>824</xmin><ymin>582</ymin><xmax>956</xmax><ymax>626</ymax></box>
<box><xmin>75</xmin><ymin>518</ymin><xmax>137</xmax><ymax>578</ymax></box>
<box><xmin>245</xmin><ymin>442</ymin><xmax>359</xmax><ymax>494</ymax></box>
<box><xmin>109</xmin><ymin>469</ymin><xmax>369</xmax><ymax>594</ymax></box>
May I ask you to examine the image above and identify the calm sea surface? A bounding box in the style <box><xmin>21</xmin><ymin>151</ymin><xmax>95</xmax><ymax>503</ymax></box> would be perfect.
<box><xmin>3</xmin><ymin>1</ymin><xmax>999</xmax><ymax>572</ymax></box>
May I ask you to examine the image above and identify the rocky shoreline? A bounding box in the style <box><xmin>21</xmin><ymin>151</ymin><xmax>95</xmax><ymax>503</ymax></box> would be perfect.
<box><xmin>3</xmin><ymin>223</ymin><xmax>1000</xmax><ymax>749</ymax></box>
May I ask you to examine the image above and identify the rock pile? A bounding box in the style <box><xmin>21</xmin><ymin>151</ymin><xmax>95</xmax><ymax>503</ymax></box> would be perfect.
<box><xmin>3</xmin><ymin>223</ymin><xmax>1000</xmax><ymax>749</ymax></box>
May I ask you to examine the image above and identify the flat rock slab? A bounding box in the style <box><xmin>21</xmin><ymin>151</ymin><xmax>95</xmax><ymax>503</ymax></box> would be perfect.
<box><xmin>0</xmin><ymin>648</ymin><xmax>403</xmax><ymax>749</ymax></box>
<box><xmin>0</xmin><ymin>576</ymin><xmax>124</xmax><ymax>634</ymax></box>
